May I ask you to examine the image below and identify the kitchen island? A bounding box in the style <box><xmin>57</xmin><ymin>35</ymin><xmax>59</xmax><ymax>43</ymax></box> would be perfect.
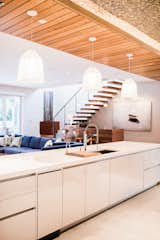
<box><xmin>0</xmin><ymin>141</ymin><xmax>160</xmax><ymax>240</ymax></box>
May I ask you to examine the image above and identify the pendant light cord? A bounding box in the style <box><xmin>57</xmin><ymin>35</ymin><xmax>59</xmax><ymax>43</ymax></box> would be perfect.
<box><xmin>91</xmin><ymin>40</ymin><xmax>94</xmax><ymax>62</ymax></box>
<box><xmin>127</xmin><ymin>53</ymin><xmax>133</xmax><ymax>73</ymax></box>
<box><xmin>30</xmin><ymin>17</ymin><xmax>33</xmax><ymax>41</ymax></box>
<box><xmin>128</xmin><ymin>57</ymin><xmax>131</xmax><ymax>73</ymax></box>
<box><xmin>89</xmin><ymin>37</ymin><xmax>96</xmax><ymax>63</ymax></box>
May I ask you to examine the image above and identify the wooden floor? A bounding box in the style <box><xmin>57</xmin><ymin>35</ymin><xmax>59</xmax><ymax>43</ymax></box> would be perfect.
<box><xmin>58</xmin><ymin>186</ymin><xmax>160</xmax><ymax>240</ymax></box>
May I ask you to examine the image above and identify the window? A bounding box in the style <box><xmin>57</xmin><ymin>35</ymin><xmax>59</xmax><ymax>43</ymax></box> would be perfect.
<box><xmin>0</xmin><ymin>95</ymin><xmax>21</xmax><ymax>135</ymax></box>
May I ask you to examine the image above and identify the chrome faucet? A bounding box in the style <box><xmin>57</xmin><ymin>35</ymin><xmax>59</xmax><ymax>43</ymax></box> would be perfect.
<box><xmin>83</xmin><ymin>123</ymin><xmax>99</xmax><ymax>151</ymax></box>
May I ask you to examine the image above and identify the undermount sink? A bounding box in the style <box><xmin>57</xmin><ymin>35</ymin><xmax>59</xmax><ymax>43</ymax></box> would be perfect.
<box><xmin>96</xmin><ymin>149</ymin><xmax>117</xmax><ymax>154</ymax></box>
<box><xmin>66</xmin><ymin>149</ymin><xmax>117</xmax><ymax>158</ymax></box>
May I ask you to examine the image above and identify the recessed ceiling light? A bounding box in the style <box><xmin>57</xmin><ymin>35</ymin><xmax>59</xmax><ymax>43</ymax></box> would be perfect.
<box><xmin>38</xmin><ymin>19</ymin><xmax>47</xmax><ymax>24</ymax></box>
<box><xmin>0</xmin><ymin>1</ymin><xmax>5</xmax><ymax>7</ymax></box>
<box><xmin>26</xmin><ymin>10</ymin><xmax>38</xmax><ymax>17</ymax></box>
<box><xmin>89</xmin><ymin>36</ymin><xmax>97</xmax><ymax>42</ymax></box>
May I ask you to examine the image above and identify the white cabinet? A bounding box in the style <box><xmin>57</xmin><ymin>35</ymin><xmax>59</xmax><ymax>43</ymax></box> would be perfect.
<box><xmin>144</xmin><ymin>149</ymin><xmax>160</xmax><ymax>189</ymax></box>
<box><xmin>38</xmin><ymin>170</ymin><xmax>62</xmax><ymax>239</ymax></box>
<box><xmin>127</xmin><ymin>153</ymin><xmax>143</xmax><ymax>196</ymax></box>
<box><xmin>62</xmin><ymin>165</ymin><xmax>85</xmax><ymax>227</ymax></box>
<box><xmin>144</xmin><ymin>149</ymin><xmax>160</xmax><ymax>170</ymax></box>
<box><xmin>86</xmin><ymin>160</ymin><xmax>109</xmax><ymax>216</ymax></box>
<box><xmin>110</xmin><ymin>157</ymin><xmax>128</xmax><ymax>204</ymax></box>
<box><xmin>110</xmin><ymin>153</ymin><xmax>143</xmax><ymax>205</ymax></box>
<box><xmin>110</xmin><ymin>156</ymin><xmax>129</xmax><ymax>204</ymax></box>
<box><xmin>0</xmin><ymin>209</ymin><xmax>36</xmax><ymax>240</ymax></box>
<box><xmin>144</xmin><ymin>166</ymin><xmax>160</xmax><ymax>189</ymax></box>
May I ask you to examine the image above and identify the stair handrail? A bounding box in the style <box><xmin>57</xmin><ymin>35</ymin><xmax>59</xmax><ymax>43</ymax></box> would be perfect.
<box><xmin>53</xmin><ymin>86</ymin><xmax>82</xmax><ymax>120</ymax></box>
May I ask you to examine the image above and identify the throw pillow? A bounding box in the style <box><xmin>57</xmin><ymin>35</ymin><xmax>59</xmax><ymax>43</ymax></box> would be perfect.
<box><xmin>10</xmin><ymin>137</ymin><xmax>22</xmax><ymax>147</ymax></box>
<box><xmin>43</xmin><ymin>140</ymin><xmax>53</xmax><ymax>148</ymax></box>
<box><xmin>4</xmin><ymin>135</ymin><xmax>12</xmax><ymax>146</ymax></box>
<box><xmin>0</xmin><ymin>137</ymin><xmax>5</xmax><ymax>146</ymax></box>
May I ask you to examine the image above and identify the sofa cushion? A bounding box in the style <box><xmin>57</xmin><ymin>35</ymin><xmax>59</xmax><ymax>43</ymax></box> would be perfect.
<box><xmin>39</xmin><ymin>137</ymin><xmax>51</xmax><ymax>149</ymax></box>
<box><xmin>3</xmin><ymin>147</ymin><xmax>22</xmax><ymax>154</ymax></box>
<box><xmin>3</xmin><ymin>146</ymin><xmax>40</xmax><ymax>154</ymax></box>
<box><xmin>0</xmin><ymin>147</ymin><xmax>4</xmax><ymax>153</ymax></box>
<box><xmin>19</xmin><ymin>147</ymin><xmax>40</xmax><ymax>153</ymax></box>
<box><xmin>29</xmin><ymin>137</ymin><xmax>41</xmax><ymax>149</ymax></box>
<box><xmin>21</xmin><ymin>136</ymin><xmax>32</xmax><ymax>147</ymax></box>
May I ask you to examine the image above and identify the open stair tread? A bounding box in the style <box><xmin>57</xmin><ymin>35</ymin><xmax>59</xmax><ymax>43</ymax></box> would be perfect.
<box><xmin>94</xmin><ymin>93</ymin><xmax>113</xmax><ymax>98</ymax></box>
<box><xmin>77</xmin><ymin>110</ymin><xmax>96</xmax><ymax>114</ymax></box>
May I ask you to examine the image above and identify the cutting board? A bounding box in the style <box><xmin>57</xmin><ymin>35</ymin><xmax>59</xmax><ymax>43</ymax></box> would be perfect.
<box><xmin>66</xmin><ymin>151</ymin><xmax>101</xmax><ymax>158</ymax></box>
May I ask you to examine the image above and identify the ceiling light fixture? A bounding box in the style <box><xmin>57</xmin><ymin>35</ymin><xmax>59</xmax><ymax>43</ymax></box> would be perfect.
<box><xmin>38</xmin><ymin>19</ymin><xmax>47</xmax><ymax>24</ymax></box>
<box><xmin>83</xmin><ymin>37</ymin><xmax>102</xmax><ymax>91</ymax></box>
<box><xmin>26</xmin><ymin>10</ymin><xmax>38</xmax><ymax>17</ymax></box>
<box><xmin>121</xmin><ymin>53</ymin><xmax>138</xmax><ymax>98</ymax></box>
<box><xmin>0</xmin><ymin>1</ymin><xmax>5</xmax><ymax>7</ymax></box>
<box><xmin>17</xmin><ymin>10</ymin><xmax>44</xmax><ymax>84</ymax></box>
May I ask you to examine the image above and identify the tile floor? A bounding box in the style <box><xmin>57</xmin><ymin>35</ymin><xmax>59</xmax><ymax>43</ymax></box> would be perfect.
<box><xmin>58</xmin><ymin>186</ymin><xmax>160</xmax><ymax>240</ymax></box>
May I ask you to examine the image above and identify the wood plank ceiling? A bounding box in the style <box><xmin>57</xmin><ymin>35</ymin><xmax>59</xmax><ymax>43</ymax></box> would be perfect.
<box><xmin>0</xmin><ymin>0</ymin><xmax>160</xmax><ymax>80</ymax></box>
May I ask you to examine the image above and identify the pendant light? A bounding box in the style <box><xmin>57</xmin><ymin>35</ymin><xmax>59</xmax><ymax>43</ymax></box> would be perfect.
<box><xmin>121</xmin><ymin>53</ymin><xmax>137</xmax><ymax>98</ymax></box>
<box><xmin>17</xmin><ymin>10</ymin><xmax>44</xmax><ymax>83</ymax></box>
<box><xmin>83</xmin><ymin>37</ymin><xmax>102</xmax><ymax>91</ymax></box>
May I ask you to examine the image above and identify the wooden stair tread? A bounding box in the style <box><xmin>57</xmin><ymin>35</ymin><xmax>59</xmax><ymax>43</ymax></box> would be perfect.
<box><xmin>88</xmin><ymin>99</ymin><xmax>108</xmax><ymax>103</ymax></box>
<box><xmin>99</xmin><ymin>89</ymin><xmax>118</xmax><ymax>94</ymax></box>
<box><xmin>85</xmin><ymin>103</ymin><xmax>104</xmax><ymax>107</ymax></box>
<box><xmin>81</xmin><ymin>107</ymin><xmax>100</xmax><ymax>111</ymax></box>
<box><xmin>94</xmin><ymin>94</ymin><xmax>112</xmax><ymax>99</ymax></box>
<box><xmin>73</xmin><ymin>115</ymin><xmax>91</xmax><ymax>118</ymax></box>
<box><xmin>76</xmin><ymin>110</ymin><xmax>96</xmax><ymax>114</ymax></box>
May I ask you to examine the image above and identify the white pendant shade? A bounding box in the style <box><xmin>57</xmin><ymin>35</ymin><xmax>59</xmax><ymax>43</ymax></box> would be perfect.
<box><xmin>83</xmin><ymin>66</ymin><xmax>102</xmax><ymax>91</ymax></box>
<box><xmin>121</xmin><ymin>78</ymin><xmax>138</xmax><ymax>98</ymax></box>
<box><xmin>17</xmin><ymin>49</ymin><xmax>44</xmax><ymax>83</ymax></box>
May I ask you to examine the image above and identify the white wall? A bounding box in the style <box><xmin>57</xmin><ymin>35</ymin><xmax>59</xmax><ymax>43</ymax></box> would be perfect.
<box><xmin>124</xmin><ymin>81</ymin><xmax>160</xmax><ymax>143</ymax></box>
<box><xmin>90</xmin><ymin>81</ymin><xmax>160</xmax><ymax>143</ymax></box>
<box><xmin>23</xmin><ymin>89</ymin><xmax>44</xmax><ymax>136</ymax></box>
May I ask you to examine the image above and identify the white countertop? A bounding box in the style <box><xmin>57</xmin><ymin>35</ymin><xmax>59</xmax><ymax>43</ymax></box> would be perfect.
<box><xmin>0</xmin><ymin>141</ymin><xmax>160</xmax><ymax>181</ymax></box>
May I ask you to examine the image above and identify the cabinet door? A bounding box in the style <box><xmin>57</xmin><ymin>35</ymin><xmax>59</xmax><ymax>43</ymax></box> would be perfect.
<box><xmin>62</xmin><ymin>165</ymin><xmax>85</xmax><ymax>227</ymax></box>
<box><xmin>110</xmin><ymin>156</ymin><xmax>129</xmax><ymax>204</ymax></box>
<box><xmin>144</xmin><ymin>149</ymin><xmax>160</xmax><ymax>170</ymax></box>
<box><xmin>127</xmin><ymin>153</ymin><xmax>144</xmax><ymax>196</ymax></box>
<box><xmin>0</xmin><ymin>209</ymin><xmax>36</xmax><ymax>240</ymax></box>
<box><xmin>144</xmin><ymin>166</ymin><xmax>160</xmax><ymax>189</ymax></box>
<box><xmin>86</xmin><ymin>161</ymin><xmax>109</xmax><ymax>216</ymax></box>
<box><xmin>38</xmin><ymin>170</ymin><xmax>62</xmax><ymax>239</ymax></box>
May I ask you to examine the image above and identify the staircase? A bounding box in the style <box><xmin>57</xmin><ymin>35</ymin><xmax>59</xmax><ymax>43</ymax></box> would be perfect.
<box><xmin>54</xmin><ymin>79</ymin><xmax>123</xmax><ymax>128</ymax></box>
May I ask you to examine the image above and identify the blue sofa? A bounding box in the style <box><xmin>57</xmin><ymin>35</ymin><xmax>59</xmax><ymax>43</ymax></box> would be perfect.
<box><xmin>0</xmin><ymin>135</ymin><xmax>83</xmax><ymax>155</ymax></box>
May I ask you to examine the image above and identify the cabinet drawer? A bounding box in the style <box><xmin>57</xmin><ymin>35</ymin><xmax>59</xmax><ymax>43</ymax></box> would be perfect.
<box><xmin>0</xmin><ymin>192</ymin><xmax>36</xmax><ymax>219</ymax></box>
<box><xmin>0</xmin><ymin>209</ymin><xmax>36</xmax><ymax>240</ymax></box>
<box><xmin>144</xmin><ymin>149</ymin><xmax>160</xmax><ymax>170</ymax></box>
<box><xmin>0</xmin><ymin>175</ymin><xmax>36</xmax><ymax>201</ymax></box>
<box><xmin>144</xmin><ymin>166</ymin><xmax>160</xmax><ymax>189</ymax></box>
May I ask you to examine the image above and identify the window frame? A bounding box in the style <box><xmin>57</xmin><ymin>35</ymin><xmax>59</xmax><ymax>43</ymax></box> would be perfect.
<box><xmin>0</xmin><ymin>93</ymin><xmax>22</xmax><ymax>134</ymax></box>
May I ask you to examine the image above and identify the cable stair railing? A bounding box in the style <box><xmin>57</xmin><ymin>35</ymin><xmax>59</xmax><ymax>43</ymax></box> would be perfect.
<box><xmin>53</xmin><ymin>79</ymin><xmax>124</xmax><ymax>129</ymax></box>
